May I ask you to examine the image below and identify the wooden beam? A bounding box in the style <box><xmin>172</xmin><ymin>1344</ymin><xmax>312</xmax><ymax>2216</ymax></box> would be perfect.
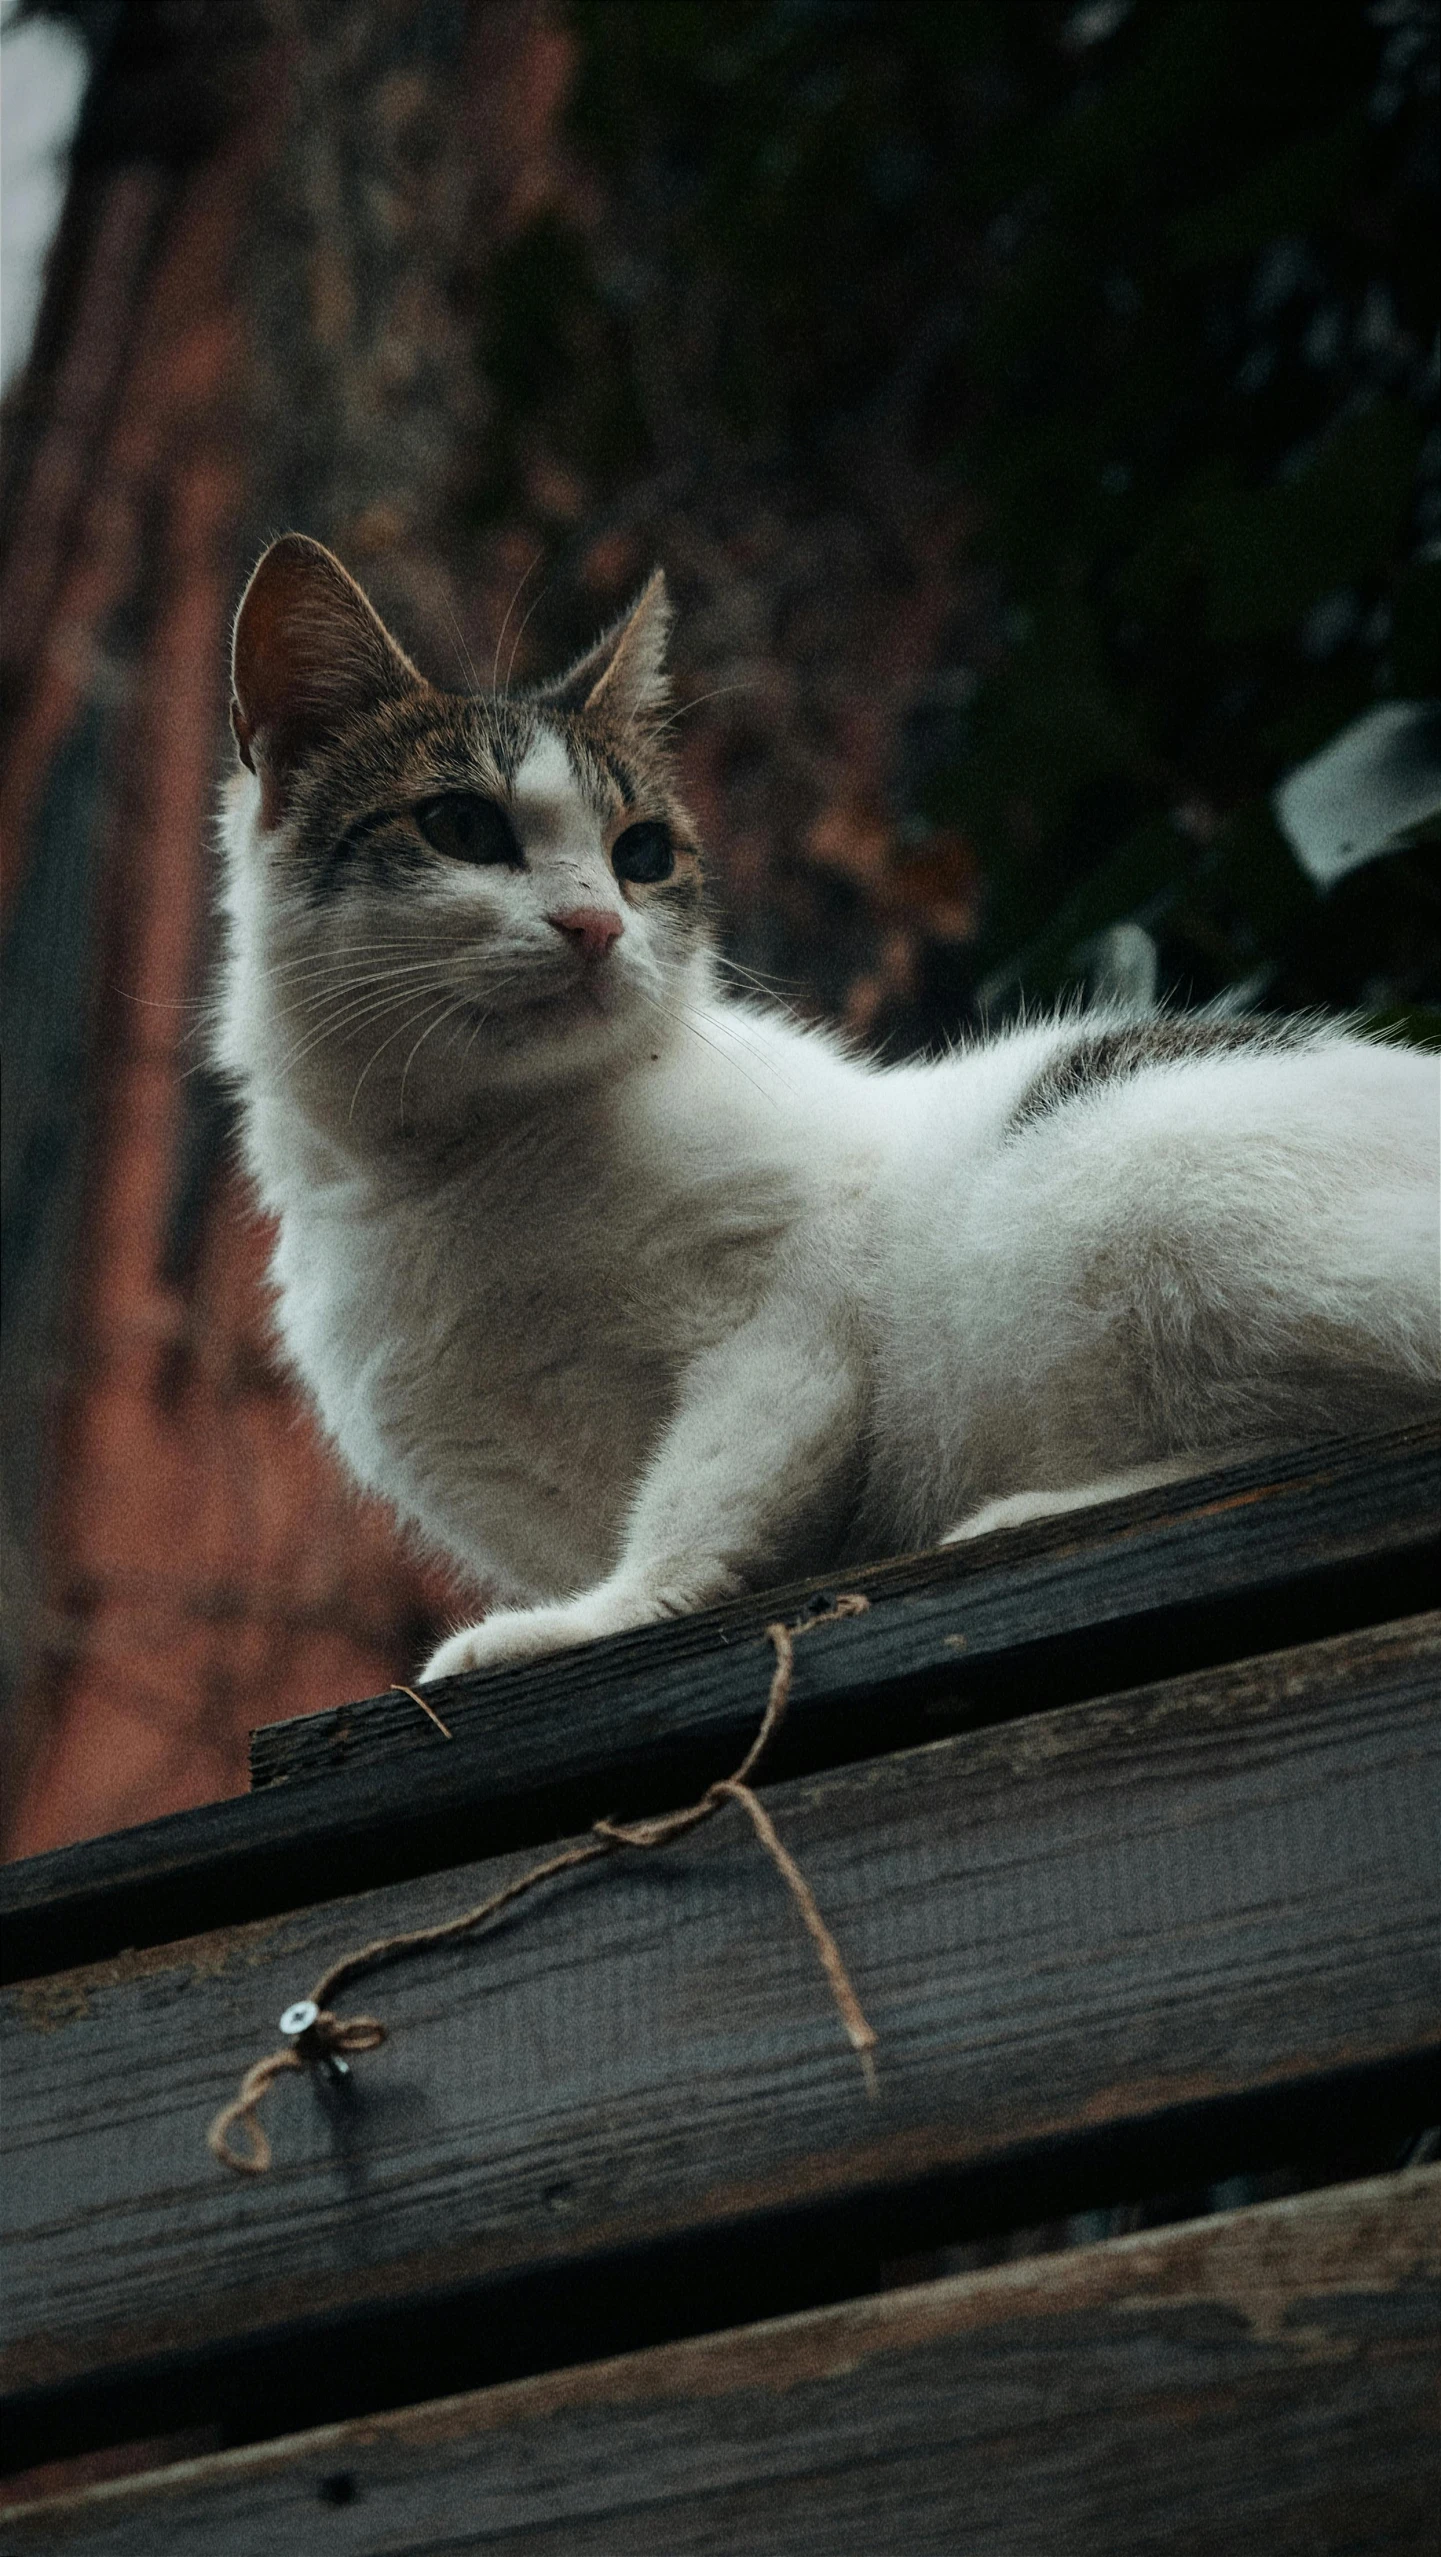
<box><xmin>3</xmin><ymin>1422</ymin><xmax>1435</xmax><ymax>1982</ymax></box>
<box><xmin>3</xmin><ymin>1616</ymin><xmax>1436</xmax><ymax>2443</ymax></box>
<box><xmin>4</xmin><ymin>2170</ymin><xmax>1436</xmax><ymax>2554</ymax></box>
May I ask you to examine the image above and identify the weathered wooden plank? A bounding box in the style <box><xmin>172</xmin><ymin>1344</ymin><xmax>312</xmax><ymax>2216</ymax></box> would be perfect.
<box><xmin>253</xmin><ymin>1419</ymin><xmax>1441</xmax><ymax>1790</ymax></box>
<box><xmin>4</xmin><ymin>2171</ymin><xmax>1436</xmax><ymax>2554</ymax></box>
<box><xmin>3</xmin><ymin>1422</ymin><xmax>1435</xmax><ymax>1982</ymax></box>
<box><xmin>3</xmin><ymin>1617</ymin><xmax>1436</xmax><ymax>2454</ymax></box>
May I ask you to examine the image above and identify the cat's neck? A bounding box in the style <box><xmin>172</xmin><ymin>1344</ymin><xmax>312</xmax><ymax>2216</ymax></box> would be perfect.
<box><xmin>237</xmin><ymin>961</ymin><xmax>873</xmax><ymax>1232</ymax></box>
<box><xmin>242</xmin><ymin>1037</ymin><xmax>631</xmax><ymax>1203</ymax></box>
<box><xmin>236</xmin><ymin>949</ymin><xmax>828</xmax><ymax>1213</ymax></box>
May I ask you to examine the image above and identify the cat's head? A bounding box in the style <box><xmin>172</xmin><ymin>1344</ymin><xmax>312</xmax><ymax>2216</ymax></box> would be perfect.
<box><xmin>217</xmin><ymin>535</ymin><xmax>707</xmax><ymax>1135</ymax></box>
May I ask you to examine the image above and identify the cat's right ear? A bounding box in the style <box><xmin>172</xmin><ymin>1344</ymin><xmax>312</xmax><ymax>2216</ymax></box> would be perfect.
<box><xmin>537</xmin><ymin>570</ymin><xmax>673</xmax><ymax>729</ymax></box>
<box><xmin>231</xmin><ymin>535</ymin><xmax>424</xmax><ymax>826</ymax></box>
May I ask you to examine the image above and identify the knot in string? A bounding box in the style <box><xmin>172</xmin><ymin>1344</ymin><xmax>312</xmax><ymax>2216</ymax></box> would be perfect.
<box><xmin>208</xmin><ymin>1593</ymin><xmax>874</xmax><ymax>2174</ymax></box>
<box><xmin>207</xmin><ymin>2010</ymin><xmax>386</xmax><ymax>2175</ymax></box>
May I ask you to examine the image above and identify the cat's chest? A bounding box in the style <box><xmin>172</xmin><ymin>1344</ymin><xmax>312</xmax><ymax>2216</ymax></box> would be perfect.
<box><xmin>270</xmin><ymin>1154</ymin><xmax>776</xmax><ymax>1590</ymax></box>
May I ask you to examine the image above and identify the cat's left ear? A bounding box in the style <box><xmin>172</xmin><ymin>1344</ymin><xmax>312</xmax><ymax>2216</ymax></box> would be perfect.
<box><xmin>539</xmin><ymin>570</ymin><xmax>673</xmax><ymax>729</ymax></box>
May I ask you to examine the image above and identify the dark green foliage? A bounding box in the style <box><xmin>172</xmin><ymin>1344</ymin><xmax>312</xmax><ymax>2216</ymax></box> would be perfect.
<box><xmin>921</xmin><ymin>0</ymin><xmax>1440</xmax><ymax>1018</ymax></box>
<box><xmin>473</xmin><ymin>0</ymin><xmax>1438</xmax><ymax>1031</ymax></box>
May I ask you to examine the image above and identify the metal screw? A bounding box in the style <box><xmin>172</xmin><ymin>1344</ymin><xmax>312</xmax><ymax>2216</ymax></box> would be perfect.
<box><xmin>279</xmin><ymin>1997</ymin><xmax>350</xmax><ymax>2081</ymax></box>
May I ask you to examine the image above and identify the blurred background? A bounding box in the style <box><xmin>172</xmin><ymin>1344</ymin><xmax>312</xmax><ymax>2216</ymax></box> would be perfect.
<box><xmin>2</xmin><ymin>0</ymin><xmax>1437</xmax><ymax>1860</ymax></box>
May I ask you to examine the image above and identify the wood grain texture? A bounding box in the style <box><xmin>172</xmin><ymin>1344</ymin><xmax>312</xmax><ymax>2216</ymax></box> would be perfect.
<box><xmin>253</xmin><ymin>1422</ymin><xmax>1440</xmax><ymax>1789</ymax></box>
<box><xmin>3</xmin><ymin>1423</ymin><xmax>1436</xmax><ymax>1983</ymax></box>
<box><xmin>3</xmin><ymin>1617</ymin><xmax>1437</xmax><ymax>2423</ymax></box>
<box><xmin>4</xmin><ymin>2171</ymin><xmax>1436</xmax><ymax>2554</ymax></box>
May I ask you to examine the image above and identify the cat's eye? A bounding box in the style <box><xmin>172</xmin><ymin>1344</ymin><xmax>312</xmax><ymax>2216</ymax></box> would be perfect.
<box><xmin>415</xmin><ymin>793</ymin><xmax>523</xmax><ymax>868</ymax></box>
<box><xmin>612</xmin><ymin>820</ymin><xmax>675</xmax><ymax>885</ymax></box>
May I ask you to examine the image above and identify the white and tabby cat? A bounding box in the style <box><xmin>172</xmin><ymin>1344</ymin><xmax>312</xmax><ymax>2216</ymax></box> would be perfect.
<box><xmin>216</xmin><ymin>536</ymin><xmax>1440</xmax><ymax>1682</ymax></box>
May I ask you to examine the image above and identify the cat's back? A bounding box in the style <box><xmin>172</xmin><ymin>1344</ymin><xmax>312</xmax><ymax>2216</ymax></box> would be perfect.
<box><xmin>858</xmin><ymin>1006</ymin><xmax>1438</xmax><ymax>1551</ymax></box>
<box><xmin>870</xmin><ymin>1004</ymin><xmax>1437</xmax><ymax>1191</ymax></box>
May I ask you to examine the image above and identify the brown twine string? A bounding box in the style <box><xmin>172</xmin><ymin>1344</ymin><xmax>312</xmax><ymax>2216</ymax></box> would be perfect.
<box><xmin>208</xmin><ymin>1595</ymin><xmax>875</xmax><ymax>2174</ymax></box>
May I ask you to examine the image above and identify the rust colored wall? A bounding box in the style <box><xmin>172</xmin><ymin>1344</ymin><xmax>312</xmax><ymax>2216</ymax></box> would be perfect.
<box><xmin>1</xmin><ymin>13</ymin><xmax>493</xmax><ymax>1855</ymax></box>
<box><xmin>2</xmin><ymin>0</ymin><xmax>976</xmax><ymax>1858</ymax></box>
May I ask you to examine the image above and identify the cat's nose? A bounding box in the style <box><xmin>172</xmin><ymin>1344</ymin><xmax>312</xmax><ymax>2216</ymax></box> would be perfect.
<box><xmin>547</xmin><ymin>906</ymin><xmax>625</xmax><ymax>961</ymax></box>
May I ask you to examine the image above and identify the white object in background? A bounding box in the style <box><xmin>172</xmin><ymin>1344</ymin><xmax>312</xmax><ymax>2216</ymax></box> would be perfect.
<box><xmin>0</xmin><ymin>16</ymin><xmax>89</xmax><ymax>390</ymax></box>
<box><xmin>1083</xmin><ymin>921</ymin><xmax>1159</xmax><ymax>1010</ymax></box>
<box><xmin>1274</xmin><ymin>700</ymin><xmax>1441</xmax><ymax>888</ymax></box>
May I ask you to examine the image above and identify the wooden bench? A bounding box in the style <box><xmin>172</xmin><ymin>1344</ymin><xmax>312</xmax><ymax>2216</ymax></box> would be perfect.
<box><xmin>2</xmin><ymin>1423</ymin><xmax>1437</xmax><ymax>2550</ymax></box>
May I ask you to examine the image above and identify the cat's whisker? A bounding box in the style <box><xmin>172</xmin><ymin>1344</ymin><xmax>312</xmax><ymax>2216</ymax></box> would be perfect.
<box><xmin>283</xmin><ymin>964</ymin><xmax>506</xmax><ymax>1082</ymax></box>
<box><xmin>713</xmin><ymin>952</ymin><xmax>799</xmax><ymax>1000</ymax></box>
<box><xmin>503</xmin><ymin>573</ymin><xmax>550</xmax><ymax>694</ymax></box>
<box><xmin>443</xmin><ymin>598</ymin><xmax>484</xmax><ymax>699</ymax></box>
<box><xmin>264</xmin><ymin>935</ymin><xmax>432</xmax><ymax>959</ymax></box>
<box><xmin>263</xmin><ymin>928</ymin><xmax>462</xmax><ymax>963</ymax></box>
<box><xmin>693</xmin><ymin>1008</ymin><xmax>796</xmax><ymax>1087</ymax></box>
<box><xmin>645</xmin><ymin>985</ymin><xmax>794</xmax><ymax>1091</ymax></box>
<box><xmin>398</xmin><ymin>997</ymin><xmax>472</xmax><ymax>1127</ymax></box>
<box><xmin>116</xmin><ymin>988</ymin><xmax>211</xmax><ymax>1011</ymax></box>
<box><xmin>457</xmin><ymin>1002</ymin><xmax>494</xmax><ymax>1072</ymax></box>
<box><xmin>272</xmin><ymin>961</ymin><xmax>449</xmax><ymax>1016</ymax></box>
<box><xmin>263</xmin><ymin>944</ymin><xmax>447</xmax><ymax>982</ymax></box>
<box><xmin>647</xmin><ymin>681</ymin><xmax>752</xmax><ymax>744</ymax></box>
<box><xmin>334</xmin><ymin>1004</ymin><xmax>442</xmax><ymax>1113</ymax></box>
<box><xmin>263</xmin><ymin>967</ymin><xmax>435</xmax><ymax>1010</ymax></box>
<box><xmin>267</xmin><ymin>951</ymin><xmax>545</xmax><ymax>1008</ymax></box>
<box><xmin>347</xmin><ymin>990</ymin><xmax>458</xmax><ymax>1120</ymax></box>
<box><xmin>263</xmin><ymin>949</ymin><xmax>471</xmax><ymax>1012</ymax></box>
<box><xmin>279</xmin><ymin>1009</ymin><xmax>411</xmax><ymax>1078</ymax></box>
<box><xmin>274</xmin><ymin>968</ymin><xmax>442</xmax><ymax>1025</ymax></box>
<box><xmin>663</xmin><ymin>1007</ymin><xmax>780</xmax><ymax>1105</ymax></box>
<box><xmin>280</xmin><ymin>986</ymin><xmax>432</xmax><ymax>1073</ymax></box>
<box><xmin>491</xmin><ymin>551</ymin><xmax>540</xmax><ymax>695</ymax></box>
<box><xmin>271</xmin><ymin>954</ymin><xmax>444</xmax><ymax>991</ymax></box>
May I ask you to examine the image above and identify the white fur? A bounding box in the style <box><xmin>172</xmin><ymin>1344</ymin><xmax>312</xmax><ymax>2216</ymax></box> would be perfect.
<box><xmin>215</xmin><ymin>750</ymin><xmax>1441</xmax><ymax>1685</ymax></box>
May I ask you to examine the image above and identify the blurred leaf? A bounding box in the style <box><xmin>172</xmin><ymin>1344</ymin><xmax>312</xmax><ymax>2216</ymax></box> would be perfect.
<box><xmin>984</xmin><ymin>812</ymin><xmax>1192</xmax><ymax>1000</ymax></box>
<box><xmin>1274</xmin><ymin>701</ymin><xmax>1441</xmax><ymax>886</ymax></box>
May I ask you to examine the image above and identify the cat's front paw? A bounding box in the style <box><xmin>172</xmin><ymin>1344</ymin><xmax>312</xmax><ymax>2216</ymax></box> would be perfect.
<box><xmin>421</xmin><ymin>1601</ymin><xmax>616</xmax><ymax>1684</ymax></box>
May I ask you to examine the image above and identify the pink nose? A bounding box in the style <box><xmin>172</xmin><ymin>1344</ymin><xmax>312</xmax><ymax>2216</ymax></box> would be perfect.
<box><xmin>547</xmin><ymin>905</ymin><xmax>625</xmax><ymax>962</ymax></box>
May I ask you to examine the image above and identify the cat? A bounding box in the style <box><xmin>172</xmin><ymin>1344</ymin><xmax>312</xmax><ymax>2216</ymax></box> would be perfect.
<box><xmin>216</xmin><ymin>534</ymin><xmax>1441</xmax><ymax>1685</ymax></box>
